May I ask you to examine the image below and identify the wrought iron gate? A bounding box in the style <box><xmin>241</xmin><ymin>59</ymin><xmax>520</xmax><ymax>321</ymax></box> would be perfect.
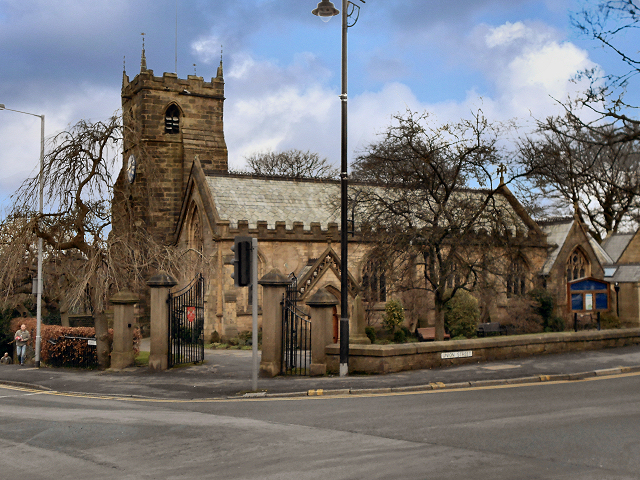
<box><xmin>281</xmin><ymin>274</ymin><xmax>311</xmax><ymax>375</ymax></box>
<box><xmin>168</xmin><ymin>274</ymin><xmax>205</xmax><ymax>367</ymax></box>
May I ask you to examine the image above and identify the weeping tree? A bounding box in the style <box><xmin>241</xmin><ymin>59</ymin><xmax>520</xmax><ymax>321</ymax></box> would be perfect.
<box><xmin>351</xmin><ymin>110</ymin><xmax>530</xmax><ymax>340</ymax></box>
<box><xmin>5</xmin><ymin>115</ymin><xmax>122</xmax><ymax>367</ymax></box>
<box><xmin>1</xmin><ymin>115</ymin><xmax>209</xmax><ymax>367</ymax></box>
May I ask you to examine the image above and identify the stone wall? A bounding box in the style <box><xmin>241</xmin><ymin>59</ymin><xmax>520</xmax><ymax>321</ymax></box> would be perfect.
<box><xmin>325</xmin><ymin>328</ymin><xmax>640</xmax><ymax>374</ymax></box>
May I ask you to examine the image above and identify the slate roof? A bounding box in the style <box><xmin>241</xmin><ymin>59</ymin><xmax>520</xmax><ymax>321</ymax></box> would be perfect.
<box><xmin>539</xmin><ymin>219</ymin><xmax>573</xmax><ymax>276</ymax></box>
<box><xmin>590</xmin><ymin>236</ymin><xmax>613</xmax><ymax>266</ymax></box>
<box><xmin>205</xmin><ymin>174</ymin><xmax>534</xmax><ymax>234</ymax></box>
<box><xmin>601</xmin><ymin>233</ymin><xmax>635</xmax><ymax>263</ymax></box>
<box><xmin>205</xmin><ymin>175</ymin><xmax>340</xmax><ymax>229</ymax></box>
<box><xmin>539</xmin><ymin>218</ymin><xmax>612</xmax><ymax>276</ymax></box>
<box><xmin>604</xmin><ymin>264</ymin><xmax>640</xmax><ymax>283</ymax></box>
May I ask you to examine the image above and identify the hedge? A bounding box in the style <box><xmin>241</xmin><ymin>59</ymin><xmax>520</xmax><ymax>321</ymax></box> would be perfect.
<box><xmin>9</xmin><ymin>317</ymin><xmax>141</xmax><ymax>368</ymax></box>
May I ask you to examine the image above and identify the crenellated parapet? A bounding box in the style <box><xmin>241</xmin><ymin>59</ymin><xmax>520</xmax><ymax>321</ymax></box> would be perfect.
<box><xmin>221</xmin><ymin>219</ymin><xmax>351</xmax><ymax>243</ymax></box>
<box><xmin>122</xmin><ymin>69</ymin><xmax>225</xmax><ymax>100</ymax></box>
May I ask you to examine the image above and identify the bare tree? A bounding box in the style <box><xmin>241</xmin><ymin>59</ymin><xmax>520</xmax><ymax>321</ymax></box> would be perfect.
<box><xmin>352</xmin><ymin>110</ymin><xmax>526</xmax><ymax>340</ymax></box>
<box><xmin>519</xmin><ymin>114</ymin><xmax>640</xmax><ymax>241</ymax></box>
<box><xmin>566</xmin><ymin>1</ymin><xmax>640</xmax><ymax>142</ymax></box>
<box><xmin>244</xmin><ymin>149</ymin><xmax>338</xmax><ymax>179</ymax></box>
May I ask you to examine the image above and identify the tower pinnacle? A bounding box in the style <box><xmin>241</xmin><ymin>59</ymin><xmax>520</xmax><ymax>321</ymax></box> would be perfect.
<box><xmin>140</xmin><ymin>33</ymin><xmax>147</xmax><ymax>72</ymax></box>
<box><xmin>216</xmin><ymin>45</ymin><xmax>223</xmax><ymax>79</ymax></box>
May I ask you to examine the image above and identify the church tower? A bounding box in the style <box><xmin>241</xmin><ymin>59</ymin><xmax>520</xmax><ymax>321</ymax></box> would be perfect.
<box><xmin>112</xmin><ymin>46</ymin><xmax>228</xmax><ymax>244</ymax></box>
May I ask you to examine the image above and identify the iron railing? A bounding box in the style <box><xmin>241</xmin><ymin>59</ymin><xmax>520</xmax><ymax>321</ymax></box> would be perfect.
<box><xmin>168</xmin><ymin>274</ymin><xmax>205</xmax><ymax>367</ymax></box>
<box><xmin>281</xmin><ymin>274</ymin><xmax>312</xmax><ymax>375</ymax></box>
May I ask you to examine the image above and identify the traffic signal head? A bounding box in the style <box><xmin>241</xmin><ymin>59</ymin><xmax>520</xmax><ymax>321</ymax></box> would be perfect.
<box><xmin>231</xmin><ymin>236</ymin><xmax>252</xmax><ymax>287</ymax></box>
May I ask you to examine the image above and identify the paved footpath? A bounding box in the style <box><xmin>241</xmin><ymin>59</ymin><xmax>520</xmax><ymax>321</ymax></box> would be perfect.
<box><xmin>1</xmin><ymin>344</ymin><xmax>640</xmax><ymax>400</ymax></box>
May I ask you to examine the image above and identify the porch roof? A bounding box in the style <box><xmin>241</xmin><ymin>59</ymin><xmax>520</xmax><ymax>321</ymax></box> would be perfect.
<box><xmin>603</xmin><ymin>264</ymin><xmax>640</xmax><ymax>283</ymax></box>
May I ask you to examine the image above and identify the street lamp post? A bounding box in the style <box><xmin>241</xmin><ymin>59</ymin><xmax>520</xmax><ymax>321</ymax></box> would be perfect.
<box><xmin>313</xmin><ymin>0</ymin><xmax>363</xmax><ymax>377</ymax></box>
<box><xmin>0</xmin><ymin>104</ymin><xmax>45</xmax><ymax>368</ymax></box>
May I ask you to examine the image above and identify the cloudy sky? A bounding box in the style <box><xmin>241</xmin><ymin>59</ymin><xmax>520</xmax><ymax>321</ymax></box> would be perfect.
<box><xmin>0</xmin><ymin>0</ymin><xmax>633</xmax><ymax>206</ymax></box>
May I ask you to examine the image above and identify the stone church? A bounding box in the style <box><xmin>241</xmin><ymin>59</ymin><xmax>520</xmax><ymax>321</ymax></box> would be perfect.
<box><xmin>112</xmin><ymin>54</ymin><xmax>638</xmax><ymax>341</ymax></box>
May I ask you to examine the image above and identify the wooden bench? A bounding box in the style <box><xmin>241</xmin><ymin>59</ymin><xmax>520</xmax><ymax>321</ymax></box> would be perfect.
<box><xmin>416</xmin><ymin>327</ymin><xmax>450</xmax><ymax>341</ymax></box>
<box><xmin>476</xmin><ymin>322</ymin><xmax>506</xmax><ymax>337</ymax></box>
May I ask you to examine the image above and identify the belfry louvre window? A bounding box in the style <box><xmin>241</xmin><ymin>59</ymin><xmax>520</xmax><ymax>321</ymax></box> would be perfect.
<box><xmin>165</xmin><ymin>105</ymin><xmax>180</xmax><ymax>134</ymax></box>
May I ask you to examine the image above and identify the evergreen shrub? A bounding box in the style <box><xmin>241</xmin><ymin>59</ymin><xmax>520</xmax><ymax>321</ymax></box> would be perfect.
<box><xmin>529</xmin><ymin>288</ymin><xmax>564</xmax><ymax>332</ymax></box>
<box><xmin>364</xmin><ymin>326</ymin><xmax>376</xmax><ymax>343</ymax></box>
<box><xmin>600</xmin><ymin>312</ymin><xmax>621</xmax><ymax>329</ymax></box>
<box><xmin>382</xmin><ymin>299</ymin><xmax>405</xmax><ymax>333</ymax></box>
<box><xmin>444</xmin><ymin>290</ymin><xmax>480</xmax><ymax>338</ymax></box>
<box><xmin>393</xmin><ymin>329</ymin><xmax>407</xmax><ymax>343</ymax></box>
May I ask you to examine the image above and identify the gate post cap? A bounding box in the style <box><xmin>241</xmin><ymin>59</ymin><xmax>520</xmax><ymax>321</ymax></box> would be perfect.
<box><xmin>147</xmin><ymin>271</ymin><xmax>178</xmax><ymax>287</ymax></box>
<box><xmin>258</xmin><ymin>269</ymin><xmax>291</xmax><ymax>287</ymax></box>
<box><xmin>110</xmin><ymin>290</ymin><xmax>139</xmax><ymax>305</ymax></box>
<box><xmin>306</xmin><ymin>289</ymin><xmax>339</xmax><ymax>307</ymax></box>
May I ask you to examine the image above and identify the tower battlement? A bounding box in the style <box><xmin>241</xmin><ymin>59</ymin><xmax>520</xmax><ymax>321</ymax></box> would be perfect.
<box><xmin>122</xmin><ymin>69</ymin><xmax>225</xmax><ymax>100</ymax></box>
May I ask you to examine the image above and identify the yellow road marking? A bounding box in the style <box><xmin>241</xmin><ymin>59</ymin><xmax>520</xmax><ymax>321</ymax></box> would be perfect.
<box><xmin>1</xmin><ymin>370</ymin><xmax>639</xmax><ymax>403</ymax></box>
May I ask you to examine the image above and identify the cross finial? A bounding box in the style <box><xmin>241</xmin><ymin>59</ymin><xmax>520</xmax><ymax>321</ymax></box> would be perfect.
<box><xmin>497</xmin><ymin>164</ymin><xmax>507</xmax><ymax>184</ymax></box>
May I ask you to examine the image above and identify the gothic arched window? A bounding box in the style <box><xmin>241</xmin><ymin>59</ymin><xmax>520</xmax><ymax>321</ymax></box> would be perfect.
<box><xmin>566</xmin><ymin>248</ymin><xmax>589</xmax><ymax>281</ymax></box>
<box><xmin>507</xmin><ymin>257</ymin><xmax>528</xmax><ymax>298</ymax></box>
<box><xmin>362</xmin><ymin>259</ymin><xmax>386</xmax><ymax>303</ymax></box>
<box><xmin>189</xmin><ymin>212</ymin><xmax>203</xmax><ymax>254</ymax></box>
<box><xmin>165</xmin><ymin>104</ymin><xmax>180</xmax><ymax>134</ymax></box>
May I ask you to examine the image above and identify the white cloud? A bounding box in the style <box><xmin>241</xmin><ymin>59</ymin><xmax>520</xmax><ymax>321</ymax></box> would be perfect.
<box><xmin>465</xmin><ymin>21</ymin><xmax>602</xmax><ymax>120</ymax></box>
<box><xmin>222</xmin><ymin>17</ymin><xmax>603</xmax><ymax>175</ymax></box>
<box><xmin>228</xmin><ymin>83</ymin><xmax>335</xmax><ymax>158</ymax></box>
<box><xmin>485</xmin><ymin>21</ymin><xmax>529</xmax><ymax>48</ymax></box>
<box><xmin>192</xmin><ymin>36</ymin><xmax>223</xmax><ymax>65</ymax></box>
<box><xmin>223</xmin><ymin>52</ymin><xmax>337</xmax><ymax>169</ymax></box>
<box><xmin>509</xmin><ymin>42</ymin><xmax>594</xmax><ymax>98</ymax></box>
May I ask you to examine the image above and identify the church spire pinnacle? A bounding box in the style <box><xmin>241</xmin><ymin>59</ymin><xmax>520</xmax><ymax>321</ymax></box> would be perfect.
<box><xmin>122</xmin><ymin>55</ymin><xmax>128</xmax><ymax>87</ymax></box>
<box><xmin>140</xmin><ymin>32</ymin><xmax>147</xmax><ymax>72</ymax></box>
<box><xmin>216</xmin><ymin>45</ymin><xmax>224</xmax><ymax>79</ymax></box>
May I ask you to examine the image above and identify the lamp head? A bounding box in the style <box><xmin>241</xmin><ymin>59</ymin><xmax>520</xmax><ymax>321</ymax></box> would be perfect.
<box><xmin>0</xmin><ymin>104</ymin><xmax>5</xmax><ymax>110</ymax></box>
<box><xmin>312</xmin><ymin>0</ymin><xmax>339</xmax><ymax>22</ymax></box>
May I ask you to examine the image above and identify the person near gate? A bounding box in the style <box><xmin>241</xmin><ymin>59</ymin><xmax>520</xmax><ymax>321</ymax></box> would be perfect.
<box><xmin>14</xmin><ymin>324</ymin><xmax>30</xmax><ymax>366</ymax></box>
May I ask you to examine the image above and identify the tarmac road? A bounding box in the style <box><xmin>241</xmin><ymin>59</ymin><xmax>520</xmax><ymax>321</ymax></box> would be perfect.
<box><xmin>1</xmin><ymin>366</ymin><xmax>639</xmax><ymax>479</ymax></box>
<box><xmin>1</xmin><ymin>343</ymin><xmax>640</xmax><ymax>400</ymax></box>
